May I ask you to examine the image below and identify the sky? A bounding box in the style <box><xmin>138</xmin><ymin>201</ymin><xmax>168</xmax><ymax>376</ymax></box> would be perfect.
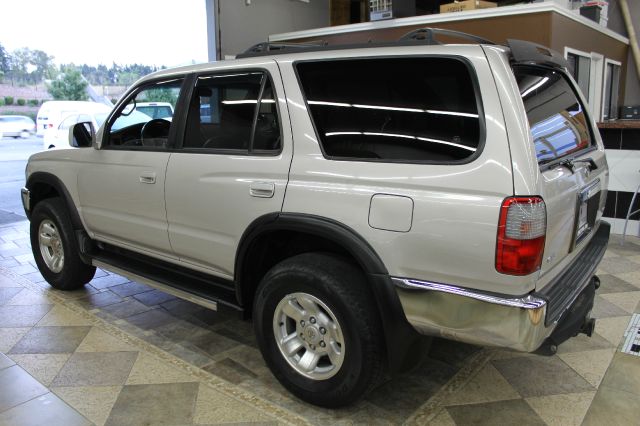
<box><xmin>1</xmin><ymin>0</ymin><xmax>209</xmax><ymax>67</ymax></box>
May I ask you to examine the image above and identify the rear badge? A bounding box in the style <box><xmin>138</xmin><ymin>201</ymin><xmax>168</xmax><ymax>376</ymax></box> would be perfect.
<box><xmin>621</xmin><ymin>313</ymin><xmax>640</xmax><ymax>357</ymax></box>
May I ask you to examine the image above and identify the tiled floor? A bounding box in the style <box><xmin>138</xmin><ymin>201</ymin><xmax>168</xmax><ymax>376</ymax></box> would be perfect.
<box><xmin>0</xmin><ymin>218</ymin><xmax>639</xmax><ymax>425</ymax></box>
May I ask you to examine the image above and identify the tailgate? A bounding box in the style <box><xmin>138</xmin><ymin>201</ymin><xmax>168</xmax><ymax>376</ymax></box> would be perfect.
<box><xmin>513</xmin><ymin>65</ymin><xmax>607</xmax><ymax>278</ymax></box>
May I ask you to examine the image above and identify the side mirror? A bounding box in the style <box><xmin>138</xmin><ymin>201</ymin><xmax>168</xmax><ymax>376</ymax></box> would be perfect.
<box><xmin>69</xmin><ymin>122</ymin><xmax>95</xmax><ymax>148</ymax></box>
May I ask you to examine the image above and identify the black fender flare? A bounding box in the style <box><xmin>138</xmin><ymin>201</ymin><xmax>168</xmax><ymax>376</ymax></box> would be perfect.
<box><xmin>235</xmin><ymin>212</ymin><xmax>421</xmax><ymax>373</ymax></box>
<box><xmin>26</xmin><ymin>172</ymin><xmax>84</xmax><ymax>230</ymax></box>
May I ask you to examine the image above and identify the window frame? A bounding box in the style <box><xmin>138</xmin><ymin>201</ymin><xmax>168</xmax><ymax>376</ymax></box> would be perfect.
<box><xmin>174</xmin><ymin>68</ymin><xmax>284</xmax><ymax>157</ymax></box>
<box><xmin>102</xmin><ymin>76</ymin><xmax>189</xmax><ymax>152</ymax></box>
<box><xmin>602</xmin><ymin>58</ymin><xmax>621</xmax><ymax>121</ymax></box>
<box><xmin>513</xmin><ymin>64</ymin><xmax>598</xmax><ymax>172</ymax></box>
<box><xmin>293</xmin><ymin>54</ymin><xmax>486</xmax><ymax>165</ymax></box>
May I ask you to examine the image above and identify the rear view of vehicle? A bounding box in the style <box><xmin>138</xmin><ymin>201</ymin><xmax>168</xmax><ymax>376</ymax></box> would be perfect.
<box><xmin>0</xmin><ymin>115</ymin><xmax>36</xmax><ymax>138</ymax></box>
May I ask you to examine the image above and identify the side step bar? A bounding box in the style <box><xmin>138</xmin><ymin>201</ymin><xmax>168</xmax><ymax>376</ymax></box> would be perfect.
<box><xmin>93</xmin><ymin>260</ymin><xmax>220</xmax><ymax>312</ymax></box>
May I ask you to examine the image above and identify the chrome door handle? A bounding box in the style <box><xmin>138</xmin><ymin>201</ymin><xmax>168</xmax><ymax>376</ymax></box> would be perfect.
<box><xmin>139</xmin><ymin>172</ymin><xmax>156</xmax><ymax>184</ymax></box>
<box><xmin>249</xmin><ymin>182</ymin><xmax>275</xmax><ymax>198</ymax></box>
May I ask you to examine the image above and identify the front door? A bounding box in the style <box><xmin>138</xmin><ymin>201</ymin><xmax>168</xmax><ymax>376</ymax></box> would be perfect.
<box><xmin>165</xmin><ymin>63</ymin><xmax>292</xmax><ymax>278</ymax></box>
<box><xmin>77</xmin><ymin>77</ymin><xmax>185</xmax><ymax>256</ymax></box>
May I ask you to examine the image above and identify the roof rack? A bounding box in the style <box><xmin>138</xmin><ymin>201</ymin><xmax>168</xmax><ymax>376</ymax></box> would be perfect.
<box><xmin>236</xmin><ymin>27</ymin><xmax>495</xmax><ymax>58</ymax></box>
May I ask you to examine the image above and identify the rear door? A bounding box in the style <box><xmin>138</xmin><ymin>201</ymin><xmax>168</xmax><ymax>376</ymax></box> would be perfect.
<box><xmin>164</xmin><ymin>62</ymin><xmax>292</xmax><ymax>278</ymax></box>
<box><xmin>513</xmin><ymin>65</ymin><xmax>607</xmax><ymax>277</ymax></box>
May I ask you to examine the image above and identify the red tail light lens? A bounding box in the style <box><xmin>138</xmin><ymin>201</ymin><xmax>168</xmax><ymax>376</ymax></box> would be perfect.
<box><xmin>496</xmin><ymin>197</ymin><xmax>546</xmax><ymax>276</ymax></box>
<box><xmin>48</xmin><ymin>124</ymin><xmax>53</xmax><ymax>128</ymax></box>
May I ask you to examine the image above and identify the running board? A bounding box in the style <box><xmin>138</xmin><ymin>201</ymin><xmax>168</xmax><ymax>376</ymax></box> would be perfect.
<box><xmin>93</xmin><ymin>260</ymin><xmax>220</xmax><ymax>312</ymax></box>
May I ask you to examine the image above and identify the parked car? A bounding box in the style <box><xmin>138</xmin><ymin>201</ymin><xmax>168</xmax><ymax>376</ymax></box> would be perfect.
<box><xmin>21</xmin><ymin>29</ymin><xmax>610</xmax><ymax>407</ymax></box>
<box><xmin>43</xmin><ymin>112</ymin><xmax>109</xmax><ymax>149</ymax></box>
<box><xmin>36</xmin><ymin>101</ymin><xmax>111</xmax><ymax>137</ymax></box>
<box><xmin>0</xmin><ymin>115</ymin><xmax>36</xmax><ymax>138</ymax></box>
<box><xmin>134</xmin><ymin>101</ymin><xmax>174</xmax><ymax>119</ymax></box>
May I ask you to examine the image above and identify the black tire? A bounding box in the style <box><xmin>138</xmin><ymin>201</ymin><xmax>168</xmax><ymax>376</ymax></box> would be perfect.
<box><xmin>30</xmin><ymin>197</ymin><xmax>96</xmax><ymax>290</ymax></box>
<box><xmin>253</xmin><ymin>252</ymin><xmax>385</xmax><ymax>407</ymax></box>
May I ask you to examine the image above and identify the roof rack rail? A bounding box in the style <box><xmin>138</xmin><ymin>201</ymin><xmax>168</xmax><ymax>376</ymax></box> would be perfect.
<box><xmin>399</xmin><ymin>28</ymin><xmax>495</xmax><ymax>45</ymax></box>
<box><xmin>236</xmin><ymin>27</ymin><xmax>496</xmax><ymax>59</ymax></box>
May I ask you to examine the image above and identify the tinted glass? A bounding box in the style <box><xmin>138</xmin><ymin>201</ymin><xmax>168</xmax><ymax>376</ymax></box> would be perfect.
<box><xmin>108</xmin><ymin>79</ymin><xmax>183</xmax><ymax>149</ymax></box>
<box><xmin>136</xmin><ymin>105</ymin><xmax>173</xmax><ymax>119</ymax></box>
<box><xmin>514</xmin><ymin>66</ymin><xmax>592</xmax><ymax>164</ymax></box>
<box><xmin>296</xmin><ymin>57</ymin><xmax>481</xmax><ymax>162</ymax></box>
<box><xmin>184</xmin><ymin>72</ymin><xmax>280</xmax><ymax>152</ymax></box>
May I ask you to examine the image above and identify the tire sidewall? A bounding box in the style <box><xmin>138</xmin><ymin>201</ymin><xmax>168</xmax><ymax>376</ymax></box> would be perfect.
<box><xmin>254</xmin><ymin>265</ymin><xmax>370</xmax><ymax>404</ymax></box>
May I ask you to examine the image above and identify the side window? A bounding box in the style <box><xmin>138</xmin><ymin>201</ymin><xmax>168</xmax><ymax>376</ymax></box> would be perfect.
<box><xmin>296</xmin><ymin>57</ymin><xmax>482</xmax><ymax>163</ymax></box>
<box><xmin>514</xmin><ymin>65</ymin><xmax>593</xmax><ymax>165</ymax></box>
<box><xmin>183</xmin><ymin>71</ymin><xmax>281</xmax><ymax>152</ymax></box>
<box><xmin>106</xmin><ymin>78</ymin><xmax>183</xmax><ymax>149</ymax></box>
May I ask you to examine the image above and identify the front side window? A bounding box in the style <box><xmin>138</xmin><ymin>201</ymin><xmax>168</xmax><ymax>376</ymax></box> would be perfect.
<box><xmin>296</xmin><ymin>57</ymin><xmax>482</xmax><ymax>163</ymax></box>
<box><xmin>183</xmin><ymin>71</ymin><xmax>281</xmax><ymax>152</ymax></box>
<box><xmin>106</xmin><ymin>78</ymin><xmax>183</xmax><ymax>149</ymax></box>
<box><xmin>514</xmin><ymin>66</ymin><xmax>593</xmax><ymax>165</ymax></box>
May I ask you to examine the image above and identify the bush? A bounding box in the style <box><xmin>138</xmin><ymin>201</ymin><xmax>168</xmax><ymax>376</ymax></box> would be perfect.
<box><xmin>0</xmin><ymin>98</ymin><xmax>4</xmax><ymax>106</ymax></box>
<box><xmin>16</xmin><ymin>98</ymin><xmax>26</xmax><ymax>106</ymax></box>
<box><xmin>4</xmin><ymin>96</ymin><xmax>13</xmax><ymax>105</ymax></box>
<box><xmin>111</xmin><ymin>98</ymin><xmax>118</xmax><ymax>104</ymax></box>
<box><xmin>28</xmin><ymin>99</ymin><xmax>39</xmax><ymax>106</ymax></box>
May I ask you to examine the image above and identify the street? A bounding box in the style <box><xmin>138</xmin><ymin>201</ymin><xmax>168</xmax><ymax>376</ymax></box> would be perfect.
<box><xmin>0</xmin><ymin>136</ymin><xmax>42</xmax><ymax>225</ymax></box>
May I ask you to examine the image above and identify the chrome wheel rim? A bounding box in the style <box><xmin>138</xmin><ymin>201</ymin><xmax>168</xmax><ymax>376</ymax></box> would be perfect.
<box><xmin>273</xmin><ymin>292</ymin><xmax>345</xmax><ymax>380</ymax></box>
<box><xmin>38</xmin><ymin>219</ymin><xmax>64</xmax><ymax>273</ymax></box>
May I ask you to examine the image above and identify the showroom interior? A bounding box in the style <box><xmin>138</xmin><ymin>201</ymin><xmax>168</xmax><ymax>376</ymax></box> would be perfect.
<box><xmin>1</xmin><ymin>0</ymin><xmax>640</xmax><ymax>425</ymax></box>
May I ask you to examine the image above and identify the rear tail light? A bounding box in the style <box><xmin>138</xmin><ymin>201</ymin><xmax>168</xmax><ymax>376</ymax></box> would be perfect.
<box><xmin>496</xmin><ymin>197</ymin><xmax>546</xmax><ymax>275</ymax></box>
<box><xmin>48</xmin><ymin>124</ymin><xmax>53</xmax><ymax>128</ymax></box>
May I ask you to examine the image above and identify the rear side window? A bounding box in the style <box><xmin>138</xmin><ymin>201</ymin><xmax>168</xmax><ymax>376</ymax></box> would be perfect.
<box><xmin>296</xmin><ymin>57</ymin><xmax>482</xmax><ymax>163</ymax></box>
<box><xmin>514</xmin><ymin>66</ymin><xmax>593</xmax><ymax>165</ymax></box>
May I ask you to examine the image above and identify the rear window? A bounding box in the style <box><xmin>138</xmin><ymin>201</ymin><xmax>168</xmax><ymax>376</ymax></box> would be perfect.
<box><xmin>514</xmin><ymin>65</ymin><xmax>593</xmax><ymax>165</ymax></box>
<box><xmin>296</xmin><ymin>57</ymin><xmax>482</xmax><ymax>163</ymax></box>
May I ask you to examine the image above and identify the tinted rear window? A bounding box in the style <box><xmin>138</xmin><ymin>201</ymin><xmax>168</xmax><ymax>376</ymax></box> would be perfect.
<box><xmin>296</xmin><ymin>57</ymin><xmax>482</xmax><ymax>163</ymax></box>
<box><xmin>514</xmin><ymin>66</ymin><xmax>593</xmax><ymax>164</ymax></box>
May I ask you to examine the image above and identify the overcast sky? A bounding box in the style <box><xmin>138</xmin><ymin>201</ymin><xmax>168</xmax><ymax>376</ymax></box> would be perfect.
<box><xmin>1</xmin><ymin>0</ymin><xmax>209</xmax><ymax>67</ymax></box>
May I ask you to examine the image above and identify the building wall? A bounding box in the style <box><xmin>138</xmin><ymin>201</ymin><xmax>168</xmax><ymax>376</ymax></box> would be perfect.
<box><xmin>218</xmin><ymin>0</ymin><xmax>330</xmax><ymax>58</ymax></box>
<box><xmin>607</xmin><ymin>0</ymin><xmax>639</xmax><ymax>105</ymax></box>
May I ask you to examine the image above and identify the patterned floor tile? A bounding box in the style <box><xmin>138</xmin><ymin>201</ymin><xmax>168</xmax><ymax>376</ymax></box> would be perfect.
<box><xmin>0</xmin><ymin>391</ymin><xmax>91</xmax><ymax>426</ymax></box>
<box><xmin>36</xmin><ymin>305</ymin><xmax>93</xmax><ymax>327</ymax></box>
<box><xmin>597</xmin><ymin>257</ymin><xmax>640</xmax><ymax>274</ymax></box>
<box><xmin>185</xmin><ymin>328</ymin><xmax>242</xmax><ymax>357</ymax></box>
<box><xmin>555</xmin><ymin>332</ymin><xmax>614</xmax><ymax>354</ymax></box>
<box><xmin>0</xmin><ymin>274</ymin><xmax>21</xmax><ymax>288</ymax></box>
<box><xmin>109</xmin><ymin>282</ymin><xmax>153</xmax><ymax>298</ymax></box>
<box><xmin>125</xmin><ymin>352</ymin><xmax>195</xmax><ymax>385</ymax></box>
<box><xmin>105</xmin><ymin>382</ymin><xmax>199</xmax><ymax>426</ymax></box>
<box><xmin>599</xmin><ymin>352</ymin><xmax>640</xmax><ymax>395</ymax></box>
<box><xmin>9</xmin><ymin>353</ymin><xmax>71</xmax><ymax>386</ymax></box>
<box><xmin>0</xmin><ymin>352</ymin><xmax>14</xmax><ymax>370</ymax></box>
<box><xmin>75</xmin><ymin>328</ymin><xmax>137</xmax><ymax>353</ymax></box>
<box><xmin>51</xmin><ymin>351</ymin><xmax>138</xmax><ymax>387</ymax></box>
<box><xmin>100</xmin><ymin>299</ymin><xmax>151</xmax><ymax>319</ymax></box>
<box><xmin>613</xmin><ymin>270</ymin><xmax>640</xmax><ymax>289</ymax></box>
<box><xmin>194</xmin><ymin>383</ymin><xmax>275</xmax><ymax>424</ymax></box>
<box><xmin>558</xmin><ymin>349</ymin><xmax>615</xmax><ymax>387</ymax></box>
<box><xmin>600</xmin><ymin>291</ymin><xmax>640</xmax><ymax>314</ymax></box>
<box><xmin>583</xmin><ymin>386</ymin><xmax>640</xmax><ymax>425</ymax></box>
<box><xmin>591</xmin><ymin>295</ymin><xmax>629</xmax><ymax>318</ymax></box>
<box><xmin>203</xmin><ymin>357</ymin><xmax>260</xmax><ymax>384</ymax></box>
<box><xmin>444</xmin><ymin>363</ymin><xmax>520</xmax><ymax>406</ymax></box>
<box><xmin>492</xmin><ymin>356</ymin><xmax>594</xmax><ymax>398</ymax></box>
<box><xmin>525</xmin><ymin>391</ymin><xmax>595</xmax><ymax>426</ymax></box>
<box><xmin>125</xmin><ymin>308</ymin><xmax>176</xmax><ymax>330</ymax></box>
<box><xmin>0</xmin><ymin>304</ymin><xmax>52</xmax><ymax>327</ymax></box>
<box><xmin>132</xmin><ymin>289</ymin><xmax>176</xmax><ymax>306</ymax></box>
<box><xmin>75</xmin><ymin>290</ymin><xmax>123</xmax><ymax>309</ymax></box>
<box><xmin>0</xmin><ymin>287</ymin><xmax>22</xmax><ymax>305</ymax></box>
<box><xmin>9</xmin><ymin>326</ymin><xmax>91</xmax><ymax>354</ymax></box>
<box><xmin>446</xmin><ymin>399</ymin><xmax>546</xmax><ymax>426</ymax></box>
<box><xmin>0</xmin><ymin>327</ymin><xmax>30</xmax><ymax>352</ymax></box>
<box><xmin>52</xmin><ymin>385</ymin><xmax>122</xmax><ymax>426</ymax></box>
<box><xmin>5</xmin><ymin>288</ymin><xmax>54</xmax><ymax>305</ymax></box>
<box><xmin>87</xmin><ymin>274</ymin><xmax>131</xmax><ymax>290</ymax></box>
<box><xmin>596</xmin><ymin>274</ymin><xmax>639</xmax><ymax>294</ymax></box>
<box><xmin>594</xmin><ymin>316</ymin><xmax>632</xmax><ymax>346</ymax></box>
<box><xmin>0</xmin><ymin>365</ymin><xmax>48</xmax><ymax>411</ymax></box>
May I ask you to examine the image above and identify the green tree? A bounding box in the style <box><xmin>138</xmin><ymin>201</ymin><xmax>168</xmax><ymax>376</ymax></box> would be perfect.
<box><xmin>46</xmin><ymin>66</ymin><xmax>88</xmax><ymax>100</ymax></box>
<box><xmin>0</xmin><ymin>43</ymin><xmax>9</xmax><ymax>74</ymax></box>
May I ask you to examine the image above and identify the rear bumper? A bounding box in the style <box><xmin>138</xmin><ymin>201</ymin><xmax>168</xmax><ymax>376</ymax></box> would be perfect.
<box><xmin>392</xmin><ymin>221</ymin><xmax>610</xmax><ymax>352</ymax></box>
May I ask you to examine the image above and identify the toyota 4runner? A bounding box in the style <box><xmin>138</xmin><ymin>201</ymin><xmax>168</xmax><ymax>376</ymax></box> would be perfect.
<box><xmin>21</xmin><ymin>29</ymin><xmax>610</xmax><ymax>407</ymax></box>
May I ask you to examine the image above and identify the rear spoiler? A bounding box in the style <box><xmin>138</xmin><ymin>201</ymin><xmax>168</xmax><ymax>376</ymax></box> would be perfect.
<box><xmin>507</xmin><ymin>39</ymin><xmax>569</xmax><ymax>70</ymax></box>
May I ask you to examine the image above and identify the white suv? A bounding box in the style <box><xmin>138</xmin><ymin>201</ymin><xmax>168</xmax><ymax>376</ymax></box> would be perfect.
<box><xmin>21</xmin><ymin>30</ymin><xmax>610</xmax><ymax>407</ymax></box>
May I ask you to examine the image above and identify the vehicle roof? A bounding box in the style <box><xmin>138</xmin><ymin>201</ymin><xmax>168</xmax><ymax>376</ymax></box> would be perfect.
<box><xmin>0</xmin><ymin>115</ymin><xmax>32</xmax><ymax>120</ymax></box>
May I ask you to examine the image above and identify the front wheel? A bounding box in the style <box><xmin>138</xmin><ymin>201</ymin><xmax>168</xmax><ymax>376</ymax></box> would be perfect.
<box><xmin>253</xmin><ymin>253</ymin><xmax>385</xmax><ymax>407</ymax></box>
<box><xmin>30</xmin><ymin>198</ymin><xmax>96</xmax><ymax>290</ymax></box>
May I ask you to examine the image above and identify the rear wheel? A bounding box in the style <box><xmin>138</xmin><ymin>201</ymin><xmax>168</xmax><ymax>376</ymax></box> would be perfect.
<box><xmin>30</xmin><ymin>198</ymin><xmax>96</xmax><ymax>290</ymax></box>
<box><xmin>253</xmin><ymin>253</ymin><xmax>385</xmax><ymax>407</ymax></box>
<box><xmin>20</xmin><ymin>130</ymin><xmax>30</xmax><ymax>139</ymax></box>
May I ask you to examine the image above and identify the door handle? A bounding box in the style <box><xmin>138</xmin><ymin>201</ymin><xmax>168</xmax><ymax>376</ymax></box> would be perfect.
<box><xmin>249</xmin><ymin>182</ymin><xmax>275</xmax><ymax>198</ymax></box>
<box><xmin>139</xmin><ymin>172</ymin><xmax>156</xmax><ymax>184</ymax></box>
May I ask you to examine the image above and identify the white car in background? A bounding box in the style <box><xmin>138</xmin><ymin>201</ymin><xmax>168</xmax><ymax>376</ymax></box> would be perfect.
<box><xmin>0</xmin><ymin>115</ymin><xmax>36</xmax><ymax>138</ymax></box>
<box><xmin>36</xmin><ymin>101</ymin><xmax>111</xmax><ymax>137</ymax></box>
<box><xmin>134</xmin><ymin>102</ymin><xmax>173</xmax><ymax>119</ymax></box>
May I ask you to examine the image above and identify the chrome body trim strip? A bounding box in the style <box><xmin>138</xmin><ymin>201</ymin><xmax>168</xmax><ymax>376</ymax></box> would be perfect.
<box><xmin>392</xmin><ymin>277</ymin><xmax>546</xmax><ymax>310</ymax></box>
<box><xmin>20</xmin><ymin>187</ymin><xmax>30</xmax><ymax>212</ymax></box>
